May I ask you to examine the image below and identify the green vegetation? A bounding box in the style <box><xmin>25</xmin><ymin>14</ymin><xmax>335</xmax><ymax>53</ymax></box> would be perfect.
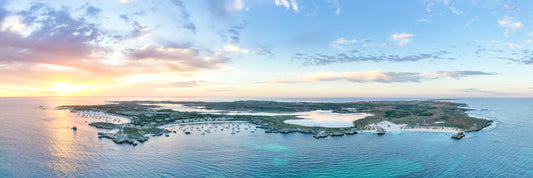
<box><xmin>120</xmin><ymin>127</ymin><xmax>165</xmax><ymax>137</ymax></box>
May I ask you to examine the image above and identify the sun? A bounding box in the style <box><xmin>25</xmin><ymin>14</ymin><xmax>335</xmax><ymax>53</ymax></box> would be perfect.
<box><xmin>51</xmin><ymin>83</ymin><xmax>88</xmax><ymax>96</ymax></box>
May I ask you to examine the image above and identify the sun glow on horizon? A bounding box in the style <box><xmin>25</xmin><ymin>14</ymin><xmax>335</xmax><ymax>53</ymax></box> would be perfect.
<box><xmin>50</xmin><ymin>83</ymin><xmax>89</xmax><ymax>96</ymax></box>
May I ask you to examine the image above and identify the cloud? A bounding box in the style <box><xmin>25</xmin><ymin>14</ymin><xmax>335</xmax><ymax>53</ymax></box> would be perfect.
<box><xmin>262</xmin><ymin>70</ymin><xmax>497</xmax><ymax>84</ymax></box>
<box><xmin>432</xmin><ymin>71</ymin><xmax>498</xmax><ymax>78</ymax></box>
<box><xmin>481</xmin><ymin>41</ymin><xmax>533</xmax><ymax>64</ymax></box>
<box><xmin>163</xmin><ymin>81</ymin><xmax>208</xmax><ymax>88</ymax></box>
<box><xmin>391</xmin><ymin>32</ymin><xmax>414</xmax><ymax>46</ymax></box>
<box><xmin>499</xmin><ymin>16</ymin><xmax>522</xmax><ymax>37</ymax></box>
<box><xmin>119</xmin><ymin>0</ymin><xmax>134</xmax><ymax>3</ymax></box>
<box><xmin>334</xmin><ymin>38</ymin><xmax>357</xmax><ymax>44</ymax></box>
<box><xmin>255</xmin><ymin>46</ymin><xmax>275</xmax><ymax>58</ymax></box>
<box><xmin>125</xmin><ymin>46</ymin><xmax>199</xmax><ymax>61</ymax></box>
<box><xmin>224</xmin><ymin>44</ymin><xmax>249</xmax><ymax>54</ymax></box>
<box><xmin>275</xmin><ymin>0</ymin><xmax>298</xmax><ymax>12</ymax></box>
<box><xmin>326</xmin><ymin>0</ymin><xmax>341</xmax><ymax>15</ymax></box>
<box><xmin>169</xmin><ymin>0</ymin><xmax>196</xmax><ymax>33</ymax></box>
<box><xmin>331</xmin><ymin>37</ymin><xmax>357</xmax><ymax>49</ymax></box>
<box><xmin>504</xmin><ymin>43</ymin><xmax>523</xmax><ymax>48</ymax></box>
<box><xmin>219</xmin><ymin>21</ymin><xmax>246</xmax><ymax>44</ymax></box>
<box><xmin>449</xmin><ymin>6</ymin><xmax>463</xmax><ymax>15</ymax></box>
<box><xmin>416</xmin><ymin>18</ymin><xmax>430</xmax><ymax>23</ymax></box>
<box><xmin>118</xmin><ymin>11</ymin><xmax>150</xmax><ymax>38</ymax></box>
<box><xmin>0</xmin><ymin>4</ymin><xmax>106</xmax><ymax>66</ymax></box>
<box><xmin>293</xmin><ymin>50</ymin><xmax>451</xmax><ymax>65</ymax></box>
<box><xmin>86</xmin><ymin>6</ymin><xmax>102</xmax><ymax>17</ymax></box>
<box><xmin>0</xmin><ymin>3</ymin><xmax>233</xmax><ymax>83</ymax></box>
<box><xmin>227</xmin><ymin>0</ymin><xmax>245</xmax><ymax>11</ymax></box>
<box><xmin>503</xmin><ymin>4</ymin><xmax>520</xmax><ymax>13</ymax></box>
<box><xmin>124</xmin><ymin>45</ymin><xmax>230</xmax><ymax>71</ymax></box>
<box><xmin>334</xmin><ymin>8</ymin><xmax>341</xmax><ymax>15</ymax></box>
<box><xmin>505</xmin><ymin>57</ymin><xmax>533</xmax><ymax>64</ymax></box>
<box><xmin>304</xmin><ymin>71</ymin><xmax>422</xmax><ymax>83</ymax></box>
<box><xmin>0</xmin><ymin>1</ymin><xmax>244</xmax><ymax>96</ymax></box>
<box><xmin>131</xmin><ymin>21</ymin><xmax>149</xmax><ymax>38</ymax></box>
<box><xmin>465</xmin><ymin>16</ymin><xmax>478</xmax><ymax>27</ymax></box>
<box><xmin>118</xmin><ymin>11</ymin><xmax>145</xmax><ymax>22</ymax></box>
<box><xmin>209</xmin><ymin>0</ymin><xmax>247</xmax><ymax>17</ymax></box>
<box><xmin>1</xmin><ymin>15</ymin><xmax>26</xmax><ymax>34</ymax></box>
<box><xmin>455</xmin><ymin>88</ymin><xmax>509</xmax><ymax>95</ymax></box>
<box><xmin>114</xmin><ymin>79</ymin><xmax>208</xmax><ymax>88</ymax></box>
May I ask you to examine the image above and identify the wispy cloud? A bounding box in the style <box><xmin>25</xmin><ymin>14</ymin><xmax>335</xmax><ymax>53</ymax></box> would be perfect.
<box><xmin>255</xmin><ymin>46</ymin><xmax>275</xmax><ymax>58</ymax></box>
<box><xmin>465</xmin><ymin>16</ymin><xmax>478</xmax><ymax>27</ymax></box>
<box><xmin>169</xmin><ymin>0</ymin><xmax>197</xmax><ymax>34</ymax></box>
<box><xmin>449</xmin><ymin>6</ymin><xmax>463</xmax><ymax>15</ymax></box>
<box><xmin>262</xmin><ymin>70</ymin><xmax>497</xmax><ymax>84</ymax></box>
<box><xmin>455</xmin><ymin>88</ymin><xmax>511</xmax><ymax>96</ymax></box>
<box><xmin>85</xmin><ymin>6</ymin><xmax>102</xmax><ymax>17</ymax></box>
<box><xmin>293</xmin><ymin>50</ymin><xmax>451</xmax><ymax>65</ymax></box>
<box><xmin>432</xmin><ymin>71</ymin><xmax>498</xmax><ymax>78</ymax></box>
<box><xmin>209</xmin><ymin>0</ymin><xmax>247</xmax><ymax>17</ymax></box>
<box><xmin>499</xmin><ymin>16</ymin><xmax>522</xmax><ymax>37</ymax></box>
<box><xmin>224</xmin><ymin>44</ymin><xmax>249</xmax><ymax>54</ymax></box>
<box><xmin>275</xmin><ymin>0</ymin><xmax>298</xmax><ymax>12</ymax></box>
<box><xmin>219</xmin><ymin>21</ymin><xmax>246</xmax><ymax>44</ymax></box>
<box><xmin>124</xmin><ymin>45</ymin><xmax>230</xmax><ymax>71</ymax></box>
<box><xmin>391</xmin><ymin>32</ymin><xmax>414</xmax><ymax>46</ymax></box>
<box><xmin>331</xmin><ymin>37</ymin><xmax>357</xmax><ymax>49</ymax></box>
<box><xmin>327</xmin><ymin>0</ymin><xmax>341</xmax><ymax>15</ymax></box>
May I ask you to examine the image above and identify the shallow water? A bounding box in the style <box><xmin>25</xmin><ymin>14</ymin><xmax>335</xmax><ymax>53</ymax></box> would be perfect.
<box><xmin>0</xmin><ymin>97</ymin><xmax>532</xmax><ymax>177</ymax></box>
<box><xmin>285</xmin><ymin>110</ymin><xmax>372</xmax><ymax>128</ymax></box>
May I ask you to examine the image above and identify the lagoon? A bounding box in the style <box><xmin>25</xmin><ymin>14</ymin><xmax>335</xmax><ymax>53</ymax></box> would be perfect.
<box><xmin>284</xmin><ymin>110</ymin><xmax>372</xmax><ymax>128</ymax></box>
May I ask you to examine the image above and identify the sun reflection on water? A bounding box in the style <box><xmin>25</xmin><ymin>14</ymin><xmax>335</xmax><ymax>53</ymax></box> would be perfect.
<box><xmin>43</xmin><ymin>100</ymin><xmax>87</xmax><ymax>177</ymax></box>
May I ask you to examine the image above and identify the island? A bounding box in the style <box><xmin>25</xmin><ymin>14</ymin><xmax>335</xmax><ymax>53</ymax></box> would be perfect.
<box><xmin>56</xmin><ymin>100</ymin><xmax>493</xmax><ymax>145</ymax></box>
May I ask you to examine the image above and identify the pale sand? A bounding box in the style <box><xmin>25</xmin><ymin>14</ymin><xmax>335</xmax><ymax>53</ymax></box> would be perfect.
<box><xmin>362</xmin><ymin>121</ymin><xmax>462</xmax><ymax>133</ymax></box>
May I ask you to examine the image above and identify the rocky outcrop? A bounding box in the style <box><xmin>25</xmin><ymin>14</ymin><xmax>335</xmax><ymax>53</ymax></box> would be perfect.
<box><xmin>376</xmin><ymin>126</ymin><xmax>386</xmax><ymax>135</ymax></box>
<box><xmin>465</xmin><ymin>120</ymin><xmax>493</xmax><ymax>133</ymax></box>
<box><xmin>330</xmin><ymin>132</ymin><xmax>345</xmax><ymax>137</ymax></box>
<box><xmin>451</xmin><ymin>132</ymin><xmax>465</xmax><ymax>140</ymax></box>
<box><xmin>344</xmin><ymin>128</ymin><xmax>358</xmax><ymax>135</ymax></box>
<box><xmin>98</xmin><ymin>132</ymin><xmax>149</xmax><ymax>146</ymax></box>
<box><xmin>313</xmin><ymin>131</ymin><xmax>329</xmax><ymax>139</ymax></box>
<box><xmin>279</xmin><ymin>128</ymin><xmax>299</xmax><ymax>134</ymax></box>
<box><xmin>89</xmin><ymin>122</ymin><xmax>121</xmax><ymax>129</ymax></box>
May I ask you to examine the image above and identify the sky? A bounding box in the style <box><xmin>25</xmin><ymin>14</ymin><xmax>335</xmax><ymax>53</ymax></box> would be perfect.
<box><xmin>0</xmin><ymin>0</ymin><xmax>532</xmax><ymax>97</ymax></box>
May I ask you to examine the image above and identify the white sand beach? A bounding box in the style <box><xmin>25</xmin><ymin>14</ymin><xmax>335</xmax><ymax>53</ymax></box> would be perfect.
<box><xmin>362</xmin><ymin>121</ymin><xmax>462</xmax><ymax>133</ymax></box>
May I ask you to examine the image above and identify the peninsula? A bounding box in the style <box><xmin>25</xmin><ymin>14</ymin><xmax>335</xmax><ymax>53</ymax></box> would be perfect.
<box><xmin>57</xmin><ymin>100</ymin><xmax>493</xmax><ymax>145</ymax></box>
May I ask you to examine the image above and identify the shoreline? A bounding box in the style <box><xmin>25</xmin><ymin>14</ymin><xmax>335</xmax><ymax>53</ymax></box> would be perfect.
<box><xmin>361</xmin><ymin>121</ymin><xmax>462</xmax><ymax>133</ymax></box>
<box><xmin>58</xmin><ymin>99</ymin><xmax>494</xmax><ymax>144</ymax></box>
<box><xmin>158</xmin><ymin>121</ymin><xmax>249</xmax><ymax>129</ymax></box>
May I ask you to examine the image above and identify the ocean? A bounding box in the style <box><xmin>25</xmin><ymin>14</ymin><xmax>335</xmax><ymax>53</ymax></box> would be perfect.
<box><xmin>0</xmin><ymin>97</ymin><xmax>531</xmax><ymax>177</ymax></box>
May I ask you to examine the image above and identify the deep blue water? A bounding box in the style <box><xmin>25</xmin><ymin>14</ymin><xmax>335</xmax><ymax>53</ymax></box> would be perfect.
<box><xmin>0</xmin><ymin>97</ymin><xmax>532</xmax><ymax>177</ymax></box>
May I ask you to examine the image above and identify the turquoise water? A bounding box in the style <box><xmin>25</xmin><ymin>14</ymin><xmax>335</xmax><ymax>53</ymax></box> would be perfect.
<box><xmin>0</xmin><ymin>97</ymin><xmax>532</xmax><ymax>177</ymax></box>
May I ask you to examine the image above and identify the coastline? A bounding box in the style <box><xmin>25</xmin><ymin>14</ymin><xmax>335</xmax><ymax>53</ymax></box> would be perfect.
<box><xmin>59</xmin><ymin>99</ymin><xmax>494</xmax><ymax>144</ymax></box>
<box><xmin>158</xmin><ymin>121</ymin><xmax>249</xmax><ymax>129</ymax></box>
<box><xmin>361</xmin><ymin>121</ymin><xmax>462</xmax><ymax>133</ymax></box>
